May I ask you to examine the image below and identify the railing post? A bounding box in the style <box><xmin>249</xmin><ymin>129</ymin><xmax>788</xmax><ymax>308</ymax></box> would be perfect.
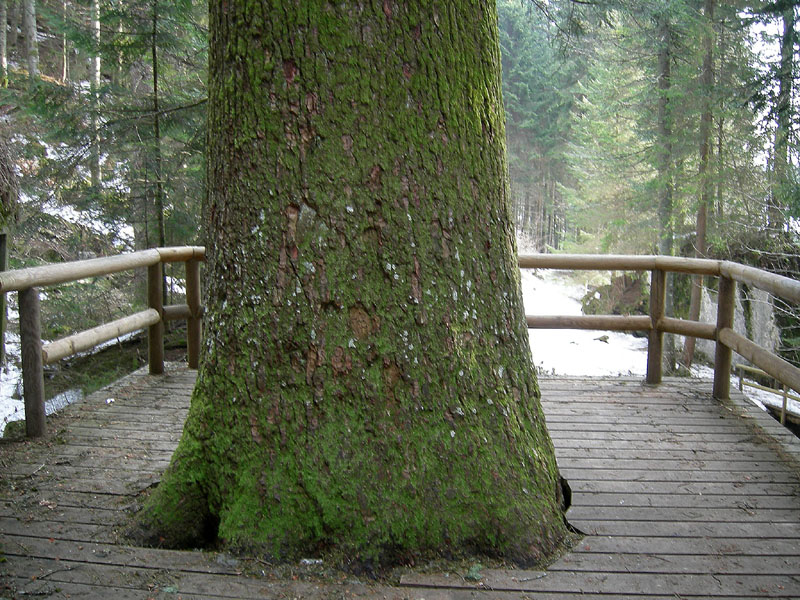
<box><xmin>186</xmin><ymin>258</ymin><xmax>202</xmax><ymax>369</ymax></box>
<box><xmin>19</xmin><ymin>287</ymin><xmax>46</xmax><ymax>437</ymax></box>
<box><xmin>646</xmin><ymin>268</ymin><xmax>666</xmax><ymax>384</ymax></box>
<box><xmin>713</xmin><ymin>276</ymin><xmax>735</xmax><ymax>400</ymax></box>
<box><xmin>148</xmin><ymin>262</ymin><xmax>164</xmax><ymax>375</ymax></box>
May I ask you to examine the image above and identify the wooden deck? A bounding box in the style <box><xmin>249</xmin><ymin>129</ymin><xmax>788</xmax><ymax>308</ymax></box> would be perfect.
<box><xmin>2</xmin><ymin>364</ymin><xmax>799</xmax><ymax>599</ymax></box>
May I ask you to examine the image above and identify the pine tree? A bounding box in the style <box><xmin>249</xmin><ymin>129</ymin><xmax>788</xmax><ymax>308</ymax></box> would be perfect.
<box><xmin>134</xmin><ymin>0</ymin><xmax>570</xmax><ymax>566</ymax></box>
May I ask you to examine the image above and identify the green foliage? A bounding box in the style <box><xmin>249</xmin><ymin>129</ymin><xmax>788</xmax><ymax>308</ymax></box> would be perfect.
<box><xmin>498</xmin><ymin>0</ymin><xmax>580</xmax><ymax>250</ymax></box>
<box><xmin>0</xmin><ymin>0</ymin><xmax>207</xmax><ymax>257</ymax></box>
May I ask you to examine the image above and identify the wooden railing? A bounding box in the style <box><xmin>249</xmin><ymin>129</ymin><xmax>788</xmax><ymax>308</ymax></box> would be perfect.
<box><xmin>0</xmin><ymin>246</ymin><xmax>205</xmax><ymax>438</ymax></box>
<box><xmin>519</xmin><ymin>254</ymin><xmax>800</xmax><ymax>405</ymax></box>
<box><xmin>6</xmin><ymin>248</ymin><xmax>800</xmax><ymax>438</ymax></box>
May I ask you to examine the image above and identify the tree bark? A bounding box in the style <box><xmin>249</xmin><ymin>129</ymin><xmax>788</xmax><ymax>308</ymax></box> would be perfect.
<box><xmin>656</xmin><ymin>12</ymin><xmax>675</xmax><ymax>373</ymax></box>
<box><xmin>151</xmin><ymin>1</ymin><xmax>167</xmax><ymax>307</ymax></box>
<box><xmin>1</xmin><ymin>0</ymin><xmax>7</xmax><ymax>86</ymax></box>
<box><xmin>770</xmin><ymin>5</ymin><xmax>794</xmax><ymax>232</ymax></box>
<box><xmin>21</xmin><ymin>0</ymin><xmax>36</xmax><ymax>79</ymax></box>
<box><xmin>8</xmin><ymin>0</ymin><xmax>17</xmax><ymax>52</ymax></box>
<box><xmin>136</xmin><ymin>0</ymin><xmax>569</xmax><ymax>567</ymax></box>
<box><xmin>684</xmin><ymin>0</ymin><xmax>714</xmax><ymax>369</ymax></box>
<box><xmin>90</xmin><ymin>0</ymin><xmax>101</xmax><ymax>194</ymax></box>
<box><xmin>60</xmin><ymin>0</ymin><xmax>68</xmax><ymax>82</ymax></box>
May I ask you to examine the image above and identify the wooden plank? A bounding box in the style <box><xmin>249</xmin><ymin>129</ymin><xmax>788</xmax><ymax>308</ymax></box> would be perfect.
<box><xmin>2</xmin><ymin>556</ymin><xmax>392</xmax><ymax>600</ymax></box>
<box><xmin>554</xmin><ymin>447</ymin><xmax>783</xmax><ymax>462</ymax></box>
<box><xmin>549</xmin><ymin>552</ymin><xmax>800</xmax><ymax>575</ymax></box>
<box><xmin>61</xmin><ymin>425</ymin><xmax>183</xmax><ymax>440</ymax></box>
<box><xmin>549</xmin><ymin>437</ymin><xmax>783</xmax><ymax>451</ymax></box>
<box><xmin>6</xmin><ymin>452</ymin><xmax>172</xmax><ymax>477</ymax></box>
<box><xmin>0</xmin><ymin>502</ymin><xmax>125</xmax><ymax>526</ymax></box>
<box><xmin>566</xmin><ymin>505</ymin><xmax>800</xmax><ymax>523</ymax></box>
<box><xmin>569</xmin><ymin>519</ymin><xmax>800</xmax><ymax>538</ymax></box>
<box><xmin>555</xmin><ymin>457</ymin><xmax>793</xmax><ymax>472</ymax></box>
<box><xmin>568</xmin><ymin>491</ymin><xmax>800</xmax><ymax>509</ymax></box>
<box><xmin>1</xmin><ymin>577</ymin><xmax>167</xmax><ymax>600</ymax></box>
<box><xmin>548</xmin><ymin>430</ymin><xmax>770</xmax><ymax>443</ymax></box>
<box><xmin>6</xmin><ymin>460</ymin><xmax>171</xmax><ymax>479</ymax></box>
<box><xmin>0</xmin><ymin>536</ymin><xmax>240</xmax><ymax>575</ymax></box>
<box><xmin>573</xmin><ymin>535</ymin><xmax>800</xmax><ymax>556</ymax></box>
<box><xmin>546</xmin><ymin>421</ymin><xmax>774</xmax><ymax>433</ymax></box>
<box><xmin>2</xmin><ymin>491</ymin><xmax>136</xmax><ymax>511</ymax></box>
<box><xmin>400</xmin><ymin>569</ymin><xmax>800</xmax><ymax>597</ymax></box>
<box><xmin>562</xmin><ymin>479</ymin><xmax>800</xmax><ymax>495</ymax></box>
<box><xmin>0</xmin><ymin>516</ymin><xmax>112</xmax><ymax>541</ymax></box>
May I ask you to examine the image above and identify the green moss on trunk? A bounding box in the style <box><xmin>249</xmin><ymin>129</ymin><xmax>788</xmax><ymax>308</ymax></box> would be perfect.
<box><xmin>138</xmin><ymin>0</ymin><xmax>569</xmax><ymax>567</ymax></box>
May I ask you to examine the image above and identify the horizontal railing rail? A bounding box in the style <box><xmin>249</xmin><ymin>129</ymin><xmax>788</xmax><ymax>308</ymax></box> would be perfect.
<box><xmin>2</xmin><ymin>246</ymin><xmax>205</xmax><ymax>438</ymax></box>
<box><xmin>736</xmin><ymin>363</ymin><xmax>799</xmax><ymax>425</ymax></box>
<box><xmin>519</xmin><ymin>254</ymin><xmax>800</xmax><ymax>407</ymax></box>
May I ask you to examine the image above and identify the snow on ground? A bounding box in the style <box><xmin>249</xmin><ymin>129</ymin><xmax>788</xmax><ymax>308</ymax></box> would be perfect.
<box><xmin>521</xmin><ymin>269</ymin><xmax>649</xmax><ymax>377</ymax></box>
<box><xmin>520</xmin><ymin>263</ymin><xmax>797</xmax><ymax>423</ymax></box>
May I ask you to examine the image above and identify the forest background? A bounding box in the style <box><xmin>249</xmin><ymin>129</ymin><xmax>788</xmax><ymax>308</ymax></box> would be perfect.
<box><xmin>0</xmin><ymin>0</ymin><xmax>797</xmax><ymax>390</ymax></box>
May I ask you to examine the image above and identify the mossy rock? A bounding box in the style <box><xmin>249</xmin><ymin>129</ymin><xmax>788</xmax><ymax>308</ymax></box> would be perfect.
<box><xmin>582</xmin><ymin>272</ymin><xmax>648</xmax><ymax>317</ymax></box>
<box><xmin>2</xmin><ymin>419</ymin><xmax>26</xmax><ymax>440</ymax></box>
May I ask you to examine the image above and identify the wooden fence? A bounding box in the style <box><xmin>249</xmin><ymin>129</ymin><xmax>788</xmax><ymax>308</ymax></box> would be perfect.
<box><xmin>0</xmin><ymin>246</ymin><xmax>205</xmax><ymax>438</ymax></box>
<box><xmin>519</xmin><ymin>254</ymin><xmax>800</xmax><ymax>404</ymax></box>
<box><xmin>4</xmin><ymin>248</ymin><xmax>800</xmax><ymax>438</ymax></box>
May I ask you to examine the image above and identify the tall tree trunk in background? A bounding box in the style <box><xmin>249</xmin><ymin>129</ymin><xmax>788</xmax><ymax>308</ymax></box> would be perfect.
<box><xmin>716</xmin><ymin>114</ymin><xmax>724</xmax><ymax>217</ymax></box>
<box><xmin>128</xmin><ymin>61</ymin><xmax>153</xmax><ymax>305</ymax></box>
<box><xmin>8</xmin><ymin>0</ymin><xmax>17</xmax><ymax>53</ymax></box>
<box><xmin>89</xmin><ymin>0</ymin><xmax>101</xmax><ymax>196</ymax></box>
<box><xmin>771</xmin><ymin>5</ymin><xmax>794</xmax><ymax>233</ymax></box>
<box><xmin>21</xmin><ymin>0</ymin><xmax>36</xmax><ymax>79</ymax></box>
<box><xmin>1</xmin><ymin>0</ymin><xmax>8</xmax><ymax>87</ymax></box>
<box><xmin>151</xmin><ymin>1</ymin><xmax>167</xmax><ymax>307</ymax></box>
<box><xmin>60</xmin><ymin>0</ymin><xmax>68</xmax><ymax>82</ymax></box>
<box><xmin>684</xmin><ymin>0</ymin><xmax>714</xmax><ymax>369</ymax></box>
<box><xmin>656</xmin><ymin>12</ymin><xmax>675</xmax><ymax>373</ymax></box>
<box><xmin>135</xmin><ymin>0</ymin><xmax>569</xmax><ymax>566</ymax></box>
<box><xmin>0</xmin><ymin>135</ymin><xmax>16</xmax><ymax>367</ymax></box>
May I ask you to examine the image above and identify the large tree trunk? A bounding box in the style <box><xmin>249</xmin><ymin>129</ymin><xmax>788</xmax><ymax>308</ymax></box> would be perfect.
<box><xmin>684</xmin><ymin>0</ymin><xmax>714</xmax><ymax>369</ymax></box>
<box><xmin>136</xmin><ymin>1</ymin><xmax>569</xmax><ymax>567</ymax></box>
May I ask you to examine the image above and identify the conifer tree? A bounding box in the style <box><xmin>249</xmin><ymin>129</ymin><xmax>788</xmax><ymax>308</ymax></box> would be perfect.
<box><xmin>135</xmin><ymin>0</ymin><xmax>571</xmax><ymax>567</ymax></box>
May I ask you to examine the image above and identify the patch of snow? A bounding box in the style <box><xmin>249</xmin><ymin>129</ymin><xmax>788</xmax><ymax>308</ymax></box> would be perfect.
<box><xmin>521</xmin><ymin>269</ymin><xmax>648</xmax><ymax>377</ymax></box>
<box><xmin>41</xmin><ymin>200</ymin><xmax>134</xmax><ymax>247</ymax></box>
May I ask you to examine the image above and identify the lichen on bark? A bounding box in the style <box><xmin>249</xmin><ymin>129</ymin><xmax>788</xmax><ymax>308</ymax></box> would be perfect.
<box><xmin>135</xmin><ymin>0</ymin><xmax>571</xmax><ymax>567</ymax></box>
